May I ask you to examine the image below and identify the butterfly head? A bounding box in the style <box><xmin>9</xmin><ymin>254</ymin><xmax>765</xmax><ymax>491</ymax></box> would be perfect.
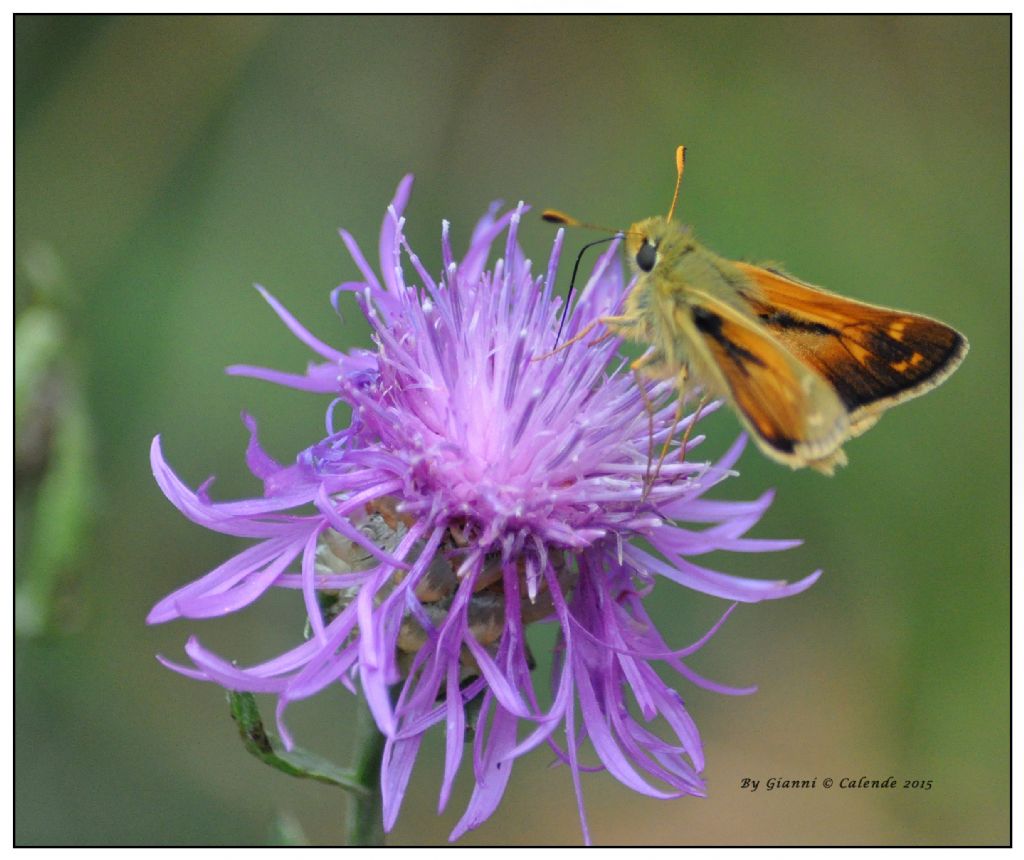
<box><xmin>625</xmin><ymin>216</ymin><xmax>694</xmax><ymax>276</ymax></box>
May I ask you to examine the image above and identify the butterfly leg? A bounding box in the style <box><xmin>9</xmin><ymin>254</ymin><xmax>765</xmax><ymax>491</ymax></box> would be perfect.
<box><xmin>637</xmin><ymin>364</ymin><xmax>689</xmax><ymax>500</ymax></box>
<box><xmin>648</xmin><ymin>366</ymin><xmax>690</xmax><ymax>489</ymax></box>
<box><xmin>632</xmin><ymin>367</ymin><xmax>658</xmax><ymax>496</ymax></box>
<box><xmin>533</xmin><ymin>311</ymin><xmax>633</xmax><ymax>361</ymax></box>
<box><xmin>626</xmin><ymin>349</ymin><xmax>663</xmax><ymax>500</ymax></box>
<box><xmin>533</xmin><ymin>319</ymin><xmax>600</xmax><ymax>360</ymax></box>
<box><xmin>677</xmin><ymin>391</ymin><xmax>709</xmax><ymax>466</ymax></box>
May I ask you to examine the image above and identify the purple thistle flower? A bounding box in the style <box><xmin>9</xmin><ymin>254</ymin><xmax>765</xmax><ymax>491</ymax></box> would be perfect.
<box><xmin>148</xmin><ymin>176</ymin><xmax>819</xmax><ymax>843</ymax></box>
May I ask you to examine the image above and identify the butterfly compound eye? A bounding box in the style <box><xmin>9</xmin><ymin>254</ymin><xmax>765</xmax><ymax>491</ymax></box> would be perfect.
<box><xmin>636</xmin><ymin>241</ymin><xmax>657</xmax><ymax>273</ymax></box>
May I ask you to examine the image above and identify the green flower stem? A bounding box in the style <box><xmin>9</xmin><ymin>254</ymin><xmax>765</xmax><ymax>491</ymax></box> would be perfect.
<box><xmin>345</xmin><ymin>698</ymin><xmax>387</xmax><ymax>846</ymax></box>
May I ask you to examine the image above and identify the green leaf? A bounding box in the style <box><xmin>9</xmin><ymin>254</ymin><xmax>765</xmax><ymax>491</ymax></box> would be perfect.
<box><xmin>227</xmin><ymin>691</ymin><xmax>369</xmax><ymax>795</ymax></box>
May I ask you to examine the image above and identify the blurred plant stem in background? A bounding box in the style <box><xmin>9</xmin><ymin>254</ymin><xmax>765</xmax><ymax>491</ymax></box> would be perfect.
<box><xmin>15</xmin><ymin>242</ymin><xmax>99</xmax><ymax>636</ymax></box>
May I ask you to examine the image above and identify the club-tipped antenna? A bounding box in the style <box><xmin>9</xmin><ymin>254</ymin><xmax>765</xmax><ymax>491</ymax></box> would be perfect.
<box><xmin>542</xmin><ymin>210</ymin><xmax>624</xmax><ymax>235</ymax></box>
<box><xmin>666</xmin><ymin>145</ymin><xmax>686</xmax><ymax>222</ymax></box>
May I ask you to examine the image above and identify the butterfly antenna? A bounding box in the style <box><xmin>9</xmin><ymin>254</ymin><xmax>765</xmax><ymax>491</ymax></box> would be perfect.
<box><xmin>666</xmin><ymin>145</ymin><xmax>686</xmax><ymax>222</ymax></box>
<box><xmin>541</xmin><ymin>210</ymin><xmax>626</xmax><ymax>346</ymax></box>
<box><xmin>554</xmin><ymin>235</ymin><xmax>619</xmax><ymax>344</ymax></box>
<box><xmin>541</xmin><ymin>210</ymin><xmax>621</xmax><ymax>234</ymax></box>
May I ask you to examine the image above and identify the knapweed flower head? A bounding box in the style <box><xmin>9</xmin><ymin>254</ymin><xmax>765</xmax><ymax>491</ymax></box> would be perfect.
<box><xmin>149</xmin><ymin>176</ymin><xmax>819</xmax><ymax>842</ymax></box>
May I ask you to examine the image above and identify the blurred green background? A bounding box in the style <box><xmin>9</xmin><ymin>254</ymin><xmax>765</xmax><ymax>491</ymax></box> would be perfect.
<box><xmin>15</xmin><ymin>15</ymin><xmax>1008</xmax><ymax>846</ymax></box>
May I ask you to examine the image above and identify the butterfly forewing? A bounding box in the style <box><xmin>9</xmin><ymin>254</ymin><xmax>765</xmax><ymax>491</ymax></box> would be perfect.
<box><xmin>733</xmin><ymin>262</ymin><xmax>968</xmax><ymax>421</ymax></box>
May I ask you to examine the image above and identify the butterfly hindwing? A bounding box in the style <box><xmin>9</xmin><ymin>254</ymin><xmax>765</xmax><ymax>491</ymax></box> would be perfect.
<box><xmin>679</xmin><ymin>288</ymin><xmax>850</xmax><ymax>471</ymax></box>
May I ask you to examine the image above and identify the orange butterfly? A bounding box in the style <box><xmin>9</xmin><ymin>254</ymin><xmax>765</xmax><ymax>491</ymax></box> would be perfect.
<box><xmin>544</xmin><ymin>147</ymin><xmax>968</xmax><ymax>474</ymax></box>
